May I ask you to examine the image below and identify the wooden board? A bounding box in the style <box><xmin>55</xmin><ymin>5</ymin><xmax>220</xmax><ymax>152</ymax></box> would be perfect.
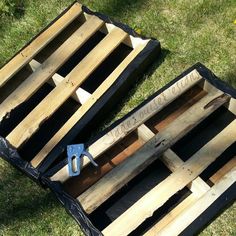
<box><xmin>48</xmin><ymin>65</ymin><xmax>235</xmax><ymax>236</ymax></box>
<box><xmin>0</xmin><ymin>2</ymin><xmax>159</xmax><ymax>177</ymax></box>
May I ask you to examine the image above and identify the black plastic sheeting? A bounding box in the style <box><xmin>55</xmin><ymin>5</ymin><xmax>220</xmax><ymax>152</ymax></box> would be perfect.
<box><xmin>0</xmin><ymin>136</ymin><xmax>40</xmax><ymax>180</ymax></box>
<box><xmin>0</xmin><ymin>1</ymin><xmax>160</xmax><ymax>183</ymax></box>
<box><xmin>42</xmin><ymin>63</ymin><xmax>236</xmax><ymax>236</ymax></box>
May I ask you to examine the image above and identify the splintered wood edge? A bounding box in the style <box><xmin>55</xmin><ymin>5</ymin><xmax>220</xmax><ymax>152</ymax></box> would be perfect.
<box><xmin>102</xmin><ymin>121</ymin><xmax>236</xmax><ymax>236</ymax></box>
<box><xmin>51</xmin><ymin>69</ymin><xmax>203</xmax><ymax>182</ymax></box>
<box><xmin>0</xmin><ymin>2</ymin><xmax>83</xmax><ymax>88</ymax></box>
<box><xmin>77</xmin><ymin>91</ymin><xmax>229</xmax><ymax>215</ymax></box>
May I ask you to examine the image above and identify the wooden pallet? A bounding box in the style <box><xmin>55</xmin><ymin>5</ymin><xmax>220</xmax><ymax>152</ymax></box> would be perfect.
<box><xmin>49</xmin><ymin>65</ymin><xmax>236</xmax><ymax>235</ymax></box>
<box><xmin>0</xmin><ymin>2</ymin><xmax>159</xmax><ymax>176</ymax></box>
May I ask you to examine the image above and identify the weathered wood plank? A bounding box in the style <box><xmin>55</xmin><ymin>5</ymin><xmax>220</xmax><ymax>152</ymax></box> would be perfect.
<box><xmin>7</xmin><ymin>27</ymin><xmax>127</xmax><ymax>148</ymax></box>
<box><xmin>32</xmin><ymin>42</ymin><xmax>147</xmax><ymax>168</ymax></box>
<box><xmin>210</xmin><ymin>157</ymin><xmax>236</xmax><ymax>184</ymax></box>
<box><xmin>102</xmin><ymin>121</ymin><xmax>236</xmax><ymax>236</ymax></box>
<box><xmin>228</xmin><ymin>98</ymin><xmax>236</xmax><ymax>115</ymax></box>
<box><xmin>161</xmin><ymin>149</ymin><xmax>210</xmax><ymax>195</ymax></box>
<box><xmin>29</xmin><ymin>59</ymin><xmax>91</xmax><ymax>104</ymax></box>
<box><xmin>144</xmin><ymin>156</ymin><xmax>236</xmax><ymax>235</ymax></box>
<box><xmin>143</xmin><ymin>194</ymin><xmax>197</xmax><ymax>235</ymax></box>
<box><xmin>0</xmin><ymin>15</ymin><xmax>103</xmax><ymax>122</ymax></box>
<box><xmin>51</xmin><ymin>69</ymin><xmax>203</xmax><ymax>181</ymax></box>
<box><xmin>77</xmin><ymin>91</ymin><xmax>229</xmax><ymax>214</ymax></box>
<box><xmin>148</xmin><ymin>167</ymin><xmax>236</xmax><ymax>236</ymax></box>
<box><xmin>137</xmin><ymin>124</ymin><xmax>210</xmax><ymax>195</ymax></box>
<box><xmin>0</xmin><ymin>2</ymin><xmax>82</xmax><ymax>88</ymax></box>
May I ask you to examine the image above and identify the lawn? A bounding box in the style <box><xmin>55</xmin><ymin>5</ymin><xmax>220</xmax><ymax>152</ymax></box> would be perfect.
<box><xmin>0</xmin><ymin>0</ymin><xmax>235</xmax><ymax>235</ymax></box>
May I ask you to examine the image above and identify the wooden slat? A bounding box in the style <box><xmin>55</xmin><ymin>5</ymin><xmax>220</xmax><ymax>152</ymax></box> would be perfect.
<box><xmin>102</xmin><ymin>121</ymin><xmax>236</xmax><ymax>236</ymax></box>
<box><xmin>77</xmin><ymin>91</ymin><xmax>229</xmax><ymax>214</ymax></box>
<box><xmin>143</xmin><ymin>194</ymin><xmax>198</xmax><ymax>235</ymax></box>
<box><xmin>162</xmin><ymin>150</ymin><xmax>210</xmax><ymax>195</ymax></box>
<box><xmin>144</xmin><ymin>157</ymin><xmax>236</xmax><ymax>235</ymax></box>
<box><xmin>86</xmin><ymin>70</ymin><xmax>202</xmax><ymax>157</ymax></box>
<box><xmin>138</xmin><ymin>124</ymin><xmax>211</xmax><ymax>196</ymax></box>
<box><xmin>51</xmin><ymin>69</ymin><xmax>203</xmax><ymax>181</ymax></box>
<box><xmin>0</xmin><ymin>15</ymin><xmax>103</xmax><ymax>122</ymax></box>
<box><xmin>6</xmin><ymin>27</ymin><xmax>127</xmax><ymax>148</ymax></box>
<box><xmin>137</xmin><ymin>125</ymin><xmax>210</xmax><ymax>195</ymax></box>
<box><xmin>228</xmin><ymin>98</ymin><xmax>236</xmax><ymax>115</ymax></box>
<box><xmin>32</xmin><ymin>42</ymin><xmax>147</xmax><ymax>168</ymax></box>
<box><xmin>0</xmin><ymin>2</ymin><xmax>82</xmax><ymax>88</ymax></box>
<box><xmin>210</xmin><ymin>157</ymin><xmax>236</xmax><ymax>184</ymax></box>
<box><xmin>148</xmin><ymin>167</ymin><xmax>236</xmax><ymax>236</ymax></box>
<box><xmin>29</xmin><ymin>59</ymin><xmax>91</xmax><ymax>104</ymax></box>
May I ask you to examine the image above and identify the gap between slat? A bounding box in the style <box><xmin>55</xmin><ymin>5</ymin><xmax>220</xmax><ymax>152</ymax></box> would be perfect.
<box><xmin>137</xmin><ymin>124</ymin><xmax>210</xmax><ymax>196</ymax></box>
<box><xmin>6</xmin><ymin>27</ymin><xmax>127</xmax><ymax>148</ymax></box>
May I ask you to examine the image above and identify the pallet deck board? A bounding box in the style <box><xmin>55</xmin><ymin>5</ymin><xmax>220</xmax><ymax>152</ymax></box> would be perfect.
<box><xmin>102</xmin><ymin>121</ymin><xmax>236</xmax><ymax>236</ymax></box>
<box><xmin>51</xmin><ymin>69</ymin><xmax>203</xmax><ymax>182</ymax></box>
<box><xmin>43</xmin><ymin>64</ymin><xmax>236</xmax><ymax>236</ymax></box>
<box><xmin>146</xmin><ymin>167</ymin><xmax>236</xmax><ymax>236</ymax></box>
<box><xmin>0</xmin><ymin>2</ymin><xmax>83</xmax><ymax>88</ymax></box>
<box><xmin>77</xmin><ymin>91</ymin><xmax>229</xmax><ymax>214</ymax></box>
<box><xmin>0</xmin><ymin>2</ymin><xmax>235</xmax><ymax>235</ymax></box>
<box><xmin>30</xmin><ymin>42</ymin><xmax>148</xmax><ymax>168</ymax></box>
<box><xmin>6</xmin><ymin>27</ymin><xmax>127</xmax><ymax>148</ymax></box>
<box><xmin>138</xmin><ymin>126</ymin><xmax>210</xmax><ymax>195</ymax></box>
<box><xmin>0</xmin><ymin>1</ymin><xmax>160</xmax><ymax>182</ymax></box>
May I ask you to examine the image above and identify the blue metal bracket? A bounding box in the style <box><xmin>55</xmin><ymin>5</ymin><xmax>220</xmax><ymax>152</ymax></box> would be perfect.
<box><xmin>67</xmin><ymin>144</ymin><xmax>98</xmax><ymax>177</ymax></box>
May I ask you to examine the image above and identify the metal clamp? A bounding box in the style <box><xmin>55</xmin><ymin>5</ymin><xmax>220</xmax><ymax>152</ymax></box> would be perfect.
<box><xmin>67</xmin><ymin>144</ymin><xmax>98</xmax><ymax>177</ymax></box>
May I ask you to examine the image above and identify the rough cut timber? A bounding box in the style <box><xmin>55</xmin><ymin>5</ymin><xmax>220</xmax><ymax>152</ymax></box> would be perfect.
<box><xmin>0</xmin><ymin>1</ymin><xmax>160</xmax><ymax>180</ymax></box>
<box><xmin>44</xmin><ymin>63</ymin><xmax>236</xmax><ymax>236</ymax></box>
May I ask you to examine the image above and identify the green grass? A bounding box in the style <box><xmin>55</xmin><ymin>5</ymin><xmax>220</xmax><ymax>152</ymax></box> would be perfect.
<box><xmin>0</xmin><ymin>0</ymin><xmax>236</xmax><ymax>235</ymax></box>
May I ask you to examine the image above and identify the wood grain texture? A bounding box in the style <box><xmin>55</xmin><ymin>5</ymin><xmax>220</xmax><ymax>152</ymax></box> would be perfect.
<box><xmin>29</xmin><ymin>59</ymin><xmax>91</xmax><ymax>104</ymax></box>
<box><xmin>149</xmin><ymin>167</ymin><xmax>236</xmax><ymax>236</ymax></box>
<box><xmin>64</xmin><ymin>132</ymin><xmax>144</xmax><ymax>197</ymax></box>
<box><xmin>51</xmin><ymin>69</ymin><xmax>202</xmax><ymax>181</ymax></box>
<box><xmin>32</xmin><ymin>42</ymin><xmax>146</xmax><ymax>169</ymax></box>
<box><xmin>138</xmin><ymin>125</ymin><xmax>210</xmax><ymax>195</ymax></box>
<box><xmin>0</xmin><ymin>2</ymin><xmax>82</xmax><ymax>88</ymax></box>
<box><xmin>210</xmin><ymin>157</ymin><xmax>236</xmax><ymax>184</ymax></box>
<box><xmin>102</xmin><ymin>121</ymin><xmax>236</xmax><ymax>236</ymax></box>
<box><xmin>7</xmin><ymin>27</ymin><xmax>127</xmax><ymax>148</ymax></box>
<box><xmin>78</xmin><ymin>91</ymin><xmax>228</xmax><ymax>215</ymax></box>
<box><xmin>0</xmin><ymin>15</ymin><xmax>103</xmax><ymax>122</ymax></box>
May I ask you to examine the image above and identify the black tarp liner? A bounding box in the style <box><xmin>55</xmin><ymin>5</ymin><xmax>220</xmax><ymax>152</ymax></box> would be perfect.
<box><xmin>43</xmin><ymin>63</ymin><xmax>236</xmax><ymax>236</ymax></box>
<box><xmin>0</xmin><ymin>1</ymin><xmax>161</xmax><ymax>184</ymax></box>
